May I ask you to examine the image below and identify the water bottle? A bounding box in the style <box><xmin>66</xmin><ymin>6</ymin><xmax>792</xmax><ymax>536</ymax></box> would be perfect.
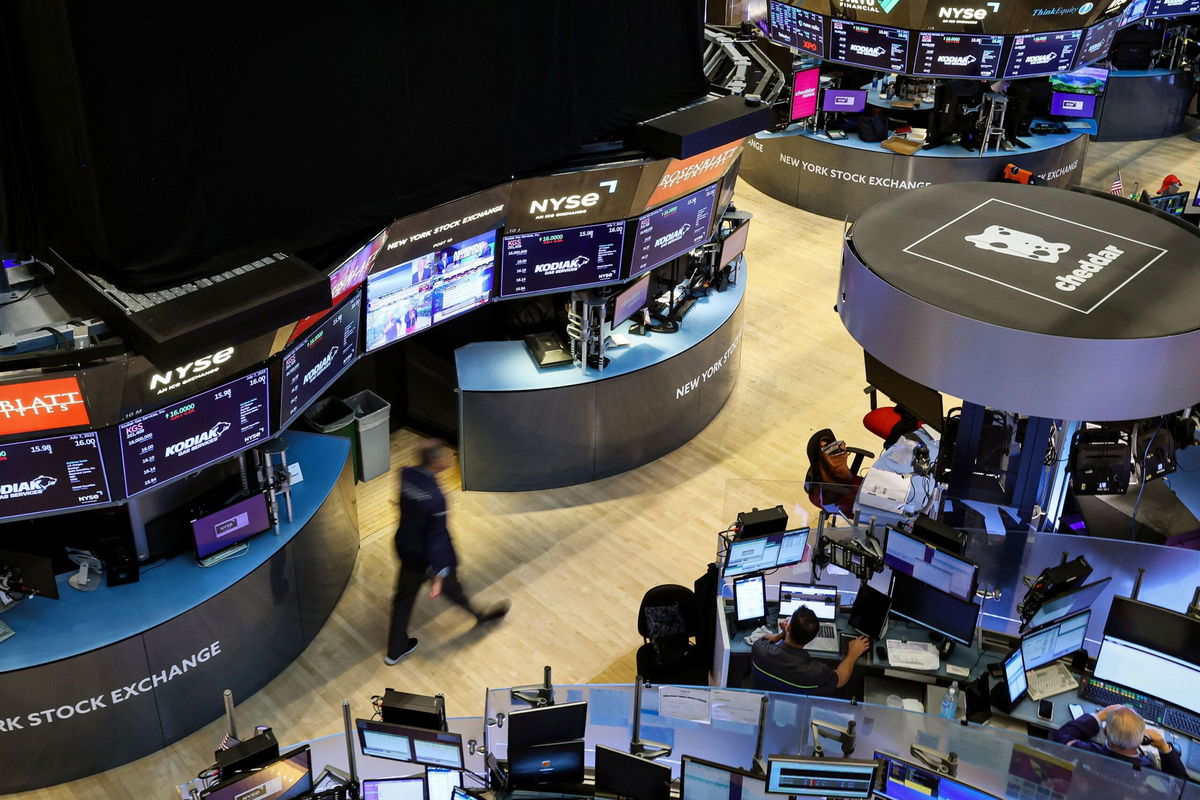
<box><xmin>941</xmin><ymin>682</ymin><xmax>959</xmax><ymax>720</ymax></box>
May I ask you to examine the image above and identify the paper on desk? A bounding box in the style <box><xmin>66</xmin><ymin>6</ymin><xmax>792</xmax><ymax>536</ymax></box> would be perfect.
<box><xmin>711</xmin><ymin>689</ymin><xmax>763</xmax><ymax>726</ymax></box>
<box><xmin>886</xmin><ymin>639</ymin><xmax>940</xmax><ymax>670</ymax></box>
<box><xmin>659</xmin><ymin>686</ymin><xmax>711</xmax><ymax>724</ymax></box>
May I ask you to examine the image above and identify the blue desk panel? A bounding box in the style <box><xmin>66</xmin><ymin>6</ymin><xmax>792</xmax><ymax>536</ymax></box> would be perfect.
<box><xmin>456</xmin><ymin>277</ymin><xmax>746</xmax><ymax>392</ymax></box>
<box><xmin>742</xmin><ymin>128</ymin><xmax>1088</xmax><ymax>221</ymax></box>
<box><xmin>0</xmin><ymin>431</ymin><xmax>349</xmax><ymax>673</ymax></box>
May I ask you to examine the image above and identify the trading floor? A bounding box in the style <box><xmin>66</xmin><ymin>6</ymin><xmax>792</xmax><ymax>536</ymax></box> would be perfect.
<box><xmin>21</xmin><ymin>134</ymin><xmax>1200</xmax><ymax>800</ymax></box>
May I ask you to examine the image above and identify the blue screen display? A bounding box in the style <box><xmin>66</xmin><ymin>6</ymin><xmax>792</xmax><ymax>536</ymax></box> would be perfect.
<box><xmin>627</xmin><ymin>183</ymin><xmax>718</xmax><ymax>280</ymax></box>
<box><xmin>875</xmin><ymin>752</ymin><xmax>1000</xmax><ymax>800</ymax></box>
<box><xmin>499</xmin><ymin>221</ymin><xmax>627</xmax><ymax>298</ymax></box>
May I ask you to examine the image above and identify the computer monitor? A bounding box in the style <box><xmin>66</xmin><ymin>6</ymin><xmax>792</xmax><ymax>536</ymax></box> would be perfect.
<box><xmin>1050</xmin><ymin>92</ymin><xmax>1096</xmax><ymax>118</ymax></box>
<box><xmin>626</xmin><ymin>183</ymin><xmax>719</xmax><ymax>280</ymax></box>
<box><xmin>874</xmin><ymin>751</ymin><xmax>1002</xmax><ymax>800</ymax></box>
<box><xmin>719</xmin><ymin>220</ymin><xmax>750</xmax><ymax>268</ymax></box>
<box><xmin>201</xmin><ymin>746</ymin><xmax>312</xmax><ymax>800</ymax></box>
<box><xmin>848</xmin><ymin>584</ymin><xmax>891</xmax><ymax>640</ymax></box>
<box><xmin>765</xmin><ymin>756</ymin><xmax>879</xmax><ymax>799</ymax></box>
<box><xmin>611</xmin><ymin>274</ymin><xmax>651</xmax><ymax>327</ymax></box>
<box><xmin>0</xmin><ymin>549</ymin><xmax>59</xmax><ymax>600</ymax></box>
<box><xmin>681</xmin><ymin>756</ymin><xmax>768</xmax><ymax>800</ymax></box>
<box><xmin>888</xmin><ymin>573</ymin><xmax>982</xmax><ymax>646</ymax></box>
<box><xmin>361</xmin><ymin>777</ymin><xmax>426</xmax><ymax>800</ymax></box>
<box><xmin>508</xmin><ymin>740</ymin><xmax>585</xmax><ymax>788</ymax></box>
<box><xmin>507</xmin><ymin>701</ymin><xmax>588</xmax><ymax>749</ymax></box>
<box><xmin>425</xmin><ymin>769</ymin><xmax>461</xmax><ymax>800</ymax></box>
<box><xmin>1048</xmin><ymin>65</ymin><xmax>1109</xmax><ymax>95</ymax></box>
<box><xmin>827</xmin><ymin>20</ymin><xmax>910</xmax><ymax>72</ymax></box>
<box><xmin>1099</xmin><ymin>595</ymin><xmax>1200</xmax><ymax>673</ymax></box>
<box><xmin>356</xmin><ymin>719</ymin><xmax>465</xmax><ymax>769</ymax></box>
<box><xmin>910</xmin><ymin>32</ymin><xmax>1006</xmax><ymax>79</ymax></box>
<box><xmin>1150</xmin><ymin>192</ymin><xmax>1190</xmax><ymax>216</ymax></box>
<box><xmin>864</xmin><ymin>352</ymin><xmax>943</xmax><ymax>432</ymax></box>
<box><xmin>791</xmin><ymin>68</ymin><xmax>820</xmax><ymax>121</ymax></box>
<box><xmin>191</xmin><ymin>492</ymin><xmax>271</xmax><ymax>559</ymax></box>
<box><xmin>884</xmin><ymin>528</ymin><xmax>978</xmax><ymax>602</ymax></box>
<box><xmin>1094</xmin><ymin>636</ymin><xmax>1200</xmax><ymax>712</ymax></box>
<box><xmin>1026</xmin><ymin>578</ymin><xmax>1111</xmax><ymax>631</ymax></box>
<box><xmin>724</xmin><ymin>529</ymin><xmax>809</xmax><ymax>577</ymax></box>
<box><xmin>1076</xmin><ymin>17</ymin><xmax>1123</xmax><ymax>66</ymax></box>
<box><xmin>734</xmin><ymin>573</ymin><xmax>768</xmax><ymax>626</ymax></box>
<box><xmin>1003</xmin><ymin>648</ymin><xmax>1028</xmax><ymax>706</ymax></box>
<box><xmin>594</xmin><ymin>745</ymin><xmax>673</xmax><ymax>800</ymax></box>
<box><xmin>822</xmin><ymin>90</ymin><xmax>868</xmax><ymax>113</ymax></box>
<box><xmin>1003</xmin><ymin>30</ymin><xmax>1082</xmax><ymax>79</ymax></box>
<box><xmin>1020</xmin><ymin>609</ymin><xmax>1091</xmax><ymax>671</ymax></box>
<box><xmin>779</xmin><ymin>582</ymin><xmax>838</xmax><ymax>621</ymax></box>
<box><xmin>499</xmin><ymin>221</ymin><xmax>626</xmax><ymax>299</ymax></box>
<box><xmin>767</xmin><ymin>0</ymin><xmax>825</xmax><ymax>57</ymax></box>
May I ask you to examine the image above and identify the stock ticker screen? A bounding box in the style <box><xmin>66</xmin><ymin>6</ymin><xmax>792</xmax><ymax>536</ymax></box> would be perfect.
<box><xmin>768</xmin><ymin>0</ymin><xmax>826</xmax><ymax>57</ymax></box>
<box><xmin>828</xmin><ymin>20</ymin><xmax>910</xmax><ymax>72</ymax></box>
<box><xmin>499</xmin><ymin>221</ymin><xmax>627</xmax><ymax>298</ymax></box>
<box><xmin>1004</xmin><ymin>30</ymin><xmax>1081</xmax><ymax>78</ymax></box>
<box><xmin>627</xmin><ymin>183</ymin><xmax>719</xmax><ymax>280</ymax></box>
<box><xmin>280</xmin><ymin>291</ymin><xmax>361</xmax><ymax>428</ymax></box>
<box><xmin>911</xmin><ymin>32</ymin><xmax>1005</xmax><ymax>78</ymax></box>
<box><xmin>0</xmin><ymin>431</ymin><xmax>111</xmax><ymax>520</ymax></box>
<box><xmin>119</xmin><ymin>369</ymin><xmax>270</xmax><ymax>497</ymax></box>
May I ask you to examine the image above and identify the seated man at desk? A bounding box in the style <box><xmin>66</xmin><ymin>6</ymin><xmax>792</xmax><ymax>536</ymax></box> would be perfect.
<box><xmin>1052</xmin><ymin>704</ymin><xmax>1187</xmax><ymax>779</ymax></box>
<box><xmin>751</xmin><ymin>607</ymin><xmax>870</xmax><ymax>696</ymax></box>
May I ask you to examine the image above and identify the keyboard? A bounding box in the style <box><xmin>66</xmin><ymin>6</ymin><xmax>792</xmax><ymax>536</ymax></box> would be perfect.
<box><xmin>1079</xmin><ymin>677</ymin><xmax>1165</xmax><ymax>724</ymax></box>
<box><xmin>819</xmin><ymin>623</ymin><xmax>836</xmax><ymax>639</ymax></box>
<box><xmin>1162</xmin><ymin>706</ymin><xmax>1200</xmax><ymax>740</ymax></box>
<box><xmin>88</xmin><ymin>257</ymin><xmax>281</xmax><ymax>313</ymax></box>
<box><xmin>1026</xmin><ymin>663</ymin><xmax>1077</xmax><ymax>701</ymax></box>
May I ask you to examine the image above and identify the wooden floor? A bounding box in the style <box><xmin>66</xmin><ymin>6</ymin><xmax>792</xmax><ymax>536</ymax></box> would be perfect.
<box><xmin>20</xmin><ymin>130</ymin><xmax>1200</xmax><ymax>799</ymax></box>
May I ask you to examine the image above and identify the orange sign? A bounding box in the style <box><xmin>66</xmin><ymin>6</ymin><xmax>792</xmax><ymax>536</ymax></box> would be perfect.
<box><xmin>644</xmin><ymin>138</ymin><xmax>746</xmax><ymax>210</ymax></box>
<box><xmin>0</xmin><ymin>376</ymin><xmax>90</xmax><ymax>436</ymax></box>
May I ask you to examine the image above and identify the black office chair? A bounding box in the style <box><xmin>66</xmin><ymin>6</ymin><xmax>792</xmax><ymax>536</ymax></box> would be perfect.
<box><xmin>804</xmin><ymin>428</ymin><xmax>874</xmax><ymax>520</ymax></box>
<box><xmin>635</xmin><ymin>584</ymin><xmax>708</xmax><ymax>685</ymax></box>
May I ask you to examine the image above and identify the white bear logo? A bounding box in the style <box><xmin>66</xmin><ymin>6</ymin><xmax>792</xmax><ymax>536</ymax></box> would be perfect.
<box><xmin>964</xmin><ymin>225</ymin><xmax>1071</xmax><ymax>264</ymax></box>
<box><xmin>210</xmin><ymin>421</ymin><xmax>232</xmax><ymax>437</ymax></box>
<box><xmin>32</xmin><ymin>475</ymin><xmax>58</xmax><ymax>490</ymax></box>
<box><xmin>571</xmin><ymin>256</ymin><xmax>590</xmax><ymax>268</ymax></box>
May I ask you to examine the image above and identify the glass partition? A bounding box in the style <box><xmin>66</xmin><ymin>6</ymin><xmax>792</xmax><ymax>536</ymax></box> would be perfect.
<box><xmin>485</xmin><ymin>684</ymin><xmax>1188</xmax><ymax>798</ymax></box>
<box><xmin>721</xmin><ymin>479</ymin><xmax>1200</xmax><ymax>651</ymax></box>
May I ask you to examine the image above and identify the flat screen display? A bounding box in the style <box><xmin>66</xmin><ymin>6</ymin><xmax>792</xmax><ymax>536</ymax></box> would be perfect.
<box><xmin>612</xmin><ymin>274</ymin><xmax>651</xmax><ymax>327</ymax></box>
<box><xmin>874</xmin><ymin>751</ymin><xmax>1001</xmax><ymax>800</ymax></box>
<box><xmin>1050</xmin><ymin>91</ymin><xmax>1097</xmax><ymax>117</ymax></box>
<box><xmin>779</xmin><ymin>582</ymin><xmax>837</xmax><ymax>620</ymax></box>
<box><xmin>724</xmin><ymin>529</ymin><xmax>809</xmax><ymax>577</ymax></box>
<box><xmin>280</xmin><ymin>290</ymin><xmax>361</xmax><ymax>429</ymax></box>
<box><xmin>1004</xmin><ymin>648</ymin><xmax>1028</xmax><ymax>704</ymax></box>
<box><xmin>1077</xmin><ymin>16</ymin><xmax>1122</xmax><ymax>65</ymax></box>
<box><xmin>791</xmin><ymin>69</ymin><xmax>820</xmax><ymax>121</ymax></box>
<box><xmin>202</xmin><ymin>746</ymin><xmax>311</xmax><ymax>800</ymax></box>
<box><xmin>1150</xmin><ymin>192</ymin><xmax>1190</xmax><ymax>216</ymax></box>
<box><xmin>734</xmin><ymin>573</ymin><xmax>767</xmax><ymax>623</ymax></box>
<box><xmin>911</xmin><ymin>32</ymin><xmax>1005</xmax><ymax>78</ymax></box>
<box><xmin>364</xmin><ymin>229</ymin><xmax>496</xmax><ymax>351</ymax></box>
<box><xmin>828</xmin><ymin>20</ymin><xmax>910</xmax><ymax>72</ymax></box>
<box><xmin>192</xmin><ymin>492</ymin><xmax>271</xmax><ymax>558</ymax></box>
<box><xmin>720</xmin><ymin>221</ymin><xmax>750</xmax><ymax>267</ymax></box>
<box><xmin>889</xmin><ymin>573</ymin><xmax>982</xmax><ymax>646</ymax></box>
<box><xmin>119</xmin><ymin>369</ymin><xmax>270</xmax><ymax>497</ymax></box>
<box><xmin>1026</xmin><ymin>577</ymin><xmax>1111</xmax><ymax>630</ymax></box>
<box><xmin>508</xmin><ymin>701</ymin><xmax>588</xmax><ymax>749</ymax></box>
<box><xmin>361</xmin><ymin>778</ymin><xmax>424</xmax><ymax>800</ymax></box>
<box><xmin>1122</xmin><ymin>0</ymin><xmax>1149</xmax><ymax>23</ymax></box>
<box><xmin>1004</xmin><ymin>30</ymin><xmax>1081</xmax><ymax>78</ymax></box>
<box><xmin>499</xmin><ymin>221</ymin><xmax>627</xmax><ymax>298</ymax></box>
<box><xmin>1094</xmin><ymin>636</ymin><xmax>1200</xmax><ymax>711</ymax></box>
<box><xmin>356</xmin><ymin>718</ymin><xmax>464</xmax><ymax>769</ymax></box>
<box><xmin>425</xmin><ymin>769</ymin><xmax>461</xmax><ymax>800</ymax></box>
<box><xmin>0</xmin><ymin>431</ymin><xmax>111</xmax><ymax>520</ymax></box>
<box><xmin>1147</xmin><ymin>0</ymin><xmax>1200</xmax><ymax>16</ymax></box>
<box><xmin>1048</xmin><ymin>65</ymin><xmax>1109</xmax><ymax>94</ymax></box>
<box><xmin>509</xmin><ymin>741</ymin><xmax>585</xmax><ymax>787</ymax></box>
<box><xmin>768</xmin><ymin>0</ymin><xmax>826</xmax><ymax>57</ymax></box>
<box><xmin>766</xmin><ymin>756</ymin><xmax>878</xmax><ymax>798</ymax></box>
<box><xmin>681</xmin><ymin>756</ymin><xmax>766</xmax><ymax>800</ymax></box>
<box><xmin>884</xmin><ymin>528</ymin><xmax>977</xmax><ymax>601</ymax></box>
<box><xmin>627</xmin><ymin>183</ymin><xmax>719</xmax><ymax>280</ymax></box>
<box><xmin>1021</xmin><ymin>609</ymin><xmax>1091</xmax><ymax>670</ymax></box>
<box><xmin>595</xmin><ymin>745</ymin><xmax>672</xmax><ymax>800</ymax></box>
<box><xmin>822</xmin><ymin>89</ymin><xmax>868</xmax><ymax>113</ymax></box>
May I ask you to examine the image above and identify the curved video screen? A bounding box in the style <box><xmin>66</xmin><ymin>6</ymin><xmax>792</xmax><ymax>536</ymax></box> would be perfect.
<box><xmin>0</xmin><ymin>431</ymin><xmax>111</xmax><ymax>520</ymax></box>
<box><xmin>499</xmin><ymin>221</ymin><xmax>627</xmax><ymax>298</ymax></box>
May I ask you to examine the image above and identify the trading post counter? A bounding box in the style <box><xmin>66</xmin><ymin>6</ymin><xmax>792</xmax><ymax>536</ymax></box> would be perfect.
<box><xmin>0</xmin><ymin>431</ymin><xmax>358</xmax><ymax>794</ymax></box>
<box><xmin>455</xmin><ymin>276</ymin><xmax>745</xmax><ymax>492</ymax></box>
<box><xmin>741</xmin><ymin>128</ymin><xmax>1088</xmax><ymax>222</ymax></box>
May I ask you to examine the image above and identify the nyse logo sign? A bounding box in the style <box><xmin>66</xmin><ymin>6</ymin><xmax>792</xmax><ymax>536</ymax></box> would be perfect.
<box><xmin>0</xmin><ymin>377</ymin><xmax>90</xmax><ymax>436</ymax></box>
<box><xmin>528</xmin><ymin>180</ymin><xmax>619</xmax><ymax>216</ymax></box>
<box><xmin>937</xmin><ymin>1</ymin><xmax>1000</xmax><ymax>22</ymax></box>
<box><xmin>148</xmin><ymin>348</ymin><xmax>235</xmax><ymax>394</ymax></box>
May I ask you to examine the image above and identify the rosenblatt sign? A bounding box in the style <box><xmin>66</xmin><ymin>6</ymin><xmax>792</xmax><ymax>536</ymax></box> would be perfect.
<box><xmin>0</xmin><ymin>376</ymin><xmax>91</xmax><ymax>437</ymax></box>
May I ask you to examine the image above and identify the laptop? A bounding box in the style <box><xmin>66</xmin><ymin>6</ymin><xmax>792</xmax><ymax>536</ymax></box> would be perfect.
<box><xmin>779</xmin><ymin>582</ymin><xmax>839</xmax><ymax>652</ymax></box>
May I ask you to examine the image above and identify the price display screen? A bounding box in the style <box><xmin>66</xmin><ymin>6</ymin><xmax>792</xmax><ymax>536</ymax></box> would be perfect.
<box><xmin>499</xmin><ymin>221</ymin><xmax>627</xmax><ymax>298</ymax></box>
<box><xmin>1147</xmin><ymin>0</ymin><xmax>1200</xmax><ymax>16</ymax></box>
<box><xmin>119</xmin><ymin>369</ymin><xmax>270</xmax><ymax>497</ymax></box>
<box><xmin>1004</xmin><ymin>30</ymin><xmax>1081</xmax><ymax>78</ymax></box>
<box><xmin>1077</xmin><ymin>17</ymin><xmax>1122</xmax><ymax>65</ymax></box>
<box><xmin>281</xmin><ymin>291</ymin><xmax>360</xmax><ymax>429</ymax></box>
<box><xmin>767</xmin><ymin>0</ymin><xmax>826</xmax><ymax>57</ymax></box>
<box><xmin>828</xmin><ymin>20</ymin><xmax>911</xmax><ymax>72</ymax></box>
<box><xmin>0</xmin><ymin>432</ymin><xmax>111</xmax><ymax>519</ymax></box>
<box><xmin>626</xmin><ymin>183</ymin><xmax>719</xmax><ymax>280</ymax></box>
<box><xmin>911</xmin><ymin>32</ymin><xmax>1006</xmax><ymax>78</ymax></box>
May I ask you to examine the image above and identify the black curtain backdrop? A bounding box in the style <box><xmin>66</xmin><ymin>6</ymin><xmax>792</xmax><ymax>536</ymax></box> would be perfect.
<box><xmin>0</xmin><ymin>1</ymin><xmax>706</xmax><ymax>288</ymax></box>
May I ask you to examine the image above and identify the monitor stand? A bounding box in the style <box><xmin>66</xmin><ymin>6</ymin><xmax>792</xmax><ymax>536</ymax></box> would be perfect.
<box><xmin>0</xmin><ymin>590</ymin><xmax>19</xmax><ymax>643</ymax></box>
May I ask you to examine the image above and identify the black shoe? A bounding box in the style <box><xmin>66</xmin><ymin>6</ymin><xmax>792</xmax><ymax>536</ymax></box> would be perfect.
<box><xmin>385</xmin><ymin>638</ymin><xmax>418</xmax><ymax>665</ymax></box>
<box><xmin>476</xmin><ymin>601</ymin><xmax>511</xmax><ymax>625</ymax></box>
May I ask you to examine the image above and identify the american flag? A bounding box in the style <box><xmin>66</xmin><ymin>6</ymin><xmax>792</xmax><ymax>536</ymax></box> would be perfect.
<box><xmin>1110</xmin><ymin>172</ymin><xmax>1123</xmax><ymax>196</ymax></box>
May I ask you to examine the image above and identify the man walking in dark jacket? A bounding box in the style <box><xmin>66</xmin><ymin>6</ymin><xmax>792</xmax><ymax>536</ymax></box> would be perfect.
<box><xmin>1052</xmin><ymin>704</ymin><xmax>1187</xmax><ymax>780</ymax></box>
<box><xmin>386</xmin><ymin>440</ymin><xmax>509</xmax><ymax>664</ymax></box>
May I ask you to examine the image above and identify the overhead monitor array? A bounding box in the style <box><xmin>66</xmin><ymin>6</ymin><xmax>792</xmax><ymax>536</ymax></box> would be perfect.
<box><xmin>766</xmin><ymin>0</ymin><xmax>1170</xmax><ymax>79</ymax></box>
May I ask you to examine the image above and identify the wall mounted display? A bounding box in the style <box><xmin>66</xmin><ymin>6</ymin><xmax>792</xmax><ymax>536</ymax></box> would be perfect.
<box><xmin>0</xmin><ymin>431</ymin><xmax>111</xmax><ymax>520</ymax></box>
<box><xmin>626</xmin><ymin>183</ymin><xmax>720</xmax><ymax>280</ymax></box>
<box><xmin>279</xmin><ymin>291</ymin><xmax>362</xmax><ymax>429</ymax></box>
<box><xmin>499</xmin><ymin>222</ymin><xmax>627</xmax><ymax>299</ymax></box>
